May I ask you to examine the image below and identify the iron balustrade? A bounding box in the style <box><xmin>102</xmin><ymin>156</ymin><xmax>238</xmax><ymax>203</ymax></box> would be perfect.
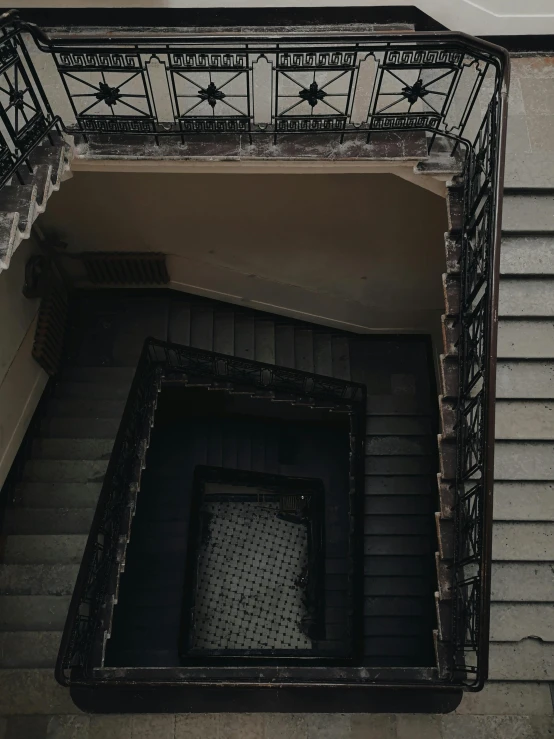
<box><xmin>0</xmin><ymin>10</ymin><xmax>509</xmax><ymax>690</ymax></box>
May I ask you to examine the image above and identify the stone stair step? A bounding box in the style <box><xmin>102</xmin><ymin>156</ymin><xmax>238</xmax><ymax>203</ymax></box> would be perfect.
<box><xmin>0</xmin><ymin>595</ymin><xmax>71</xmax><ymax>631</ymax></box>
<box><xmin>498</xmin><ymin>319</ymin><xmax>554</xmax><ymax>358</ymax></box>
<box><xmin>190</xmin><ymin>307</ymin><xmax>214</xmax><ymax>350</ymax></box>
<box><xmin>0</xmin><ymin>184</ymin><xmax>37</xmax><ymax>232</ymax></box>
<box><xmin>365</xmin><ymin>436</ymin><xmax>434</xmax><ymax>455</ymax></box>
<box><xmin>365</xmin><ymin>456</ymin><xmax>435</xmax><ymax>475</ymax></box>
<box><xmin>3</xmin><ymin>535</ymin><xmax>87</xmax><ymax>564</ymax></box>
<box><xmin>213</xmin><ymin>311</ymin><xmax>234</xmax><ymax>356</ymax></box>
<box><xmin>0</xmin><ymin>564</ymin><xmax>79</xmax><ymax>596</ymax></box>
<box><xmin>499</xmin><ymin>278</ymin><xmax>554</xmax><ymax>318</ymax></box>
<box><xmin>23</xmin><ymin>459</ymin><xmax>108</xmax><ymax>483</ymax></box>
<box><xmin>0</xmin><ymin>668</ymin><xmax>78</xmax><ymax>715</ymax></box>
<box><xmin>313</xmin><ymin>333</ymin><xmax>333</xmax><ymax>377</ymax></box>
<box><xmin>491</xmin><ymin>563</ymin><xmax>554</xmax><ymax>601</ymax></box>
<box><xmin>32</xmin><ymin>438</ymin><xmax>114</xmax><ymax>460</ymax></box>
<box><xmin>61</xmin><ymin>366</ymin><xmax>135</xmax><ymax>383</ymax></box>
<box><xmin>496</xmin><ymin>401</ymin><xmax>554</xmax><ymax>440</ymax></box>
<box><xmin>294</xmin><ymin>328</ymin><xmax>315</xmax><ymax>373</ymax></box>
<box><xmin>501</xmin><ymin>233</ymin><xmax>554</xmax><ymax>275</ymax></box>
<box><xmin>494</xmin><ymin>442</ymin><xmax>554</xmax><ymax>480</ymax></box>
<box><xmin>54</xmin><ymin>380</ymin><xmax>131</xmax><ymax>400</ymax></box>
<box><xmin>490</xmin><ymin>603</ymin><xmax>554</xmax><ymax>642</ymax></box>
<box><xmin>493</xmin><ymin>522</ymin><xmax>554</xmax><ymax>560</ymax></box>
<box><xmin>40</xmin><ymin>417</ymin><xmax>119</xmax><ymax>438</ymax></box>
<box><xmin>254</xmin><ymin>320</ymin><xmax>275</xmax><ymax>364</ymax></box>
<box><xmin>496</xmin><ymin>361</ymin><xmax>554</xmax><ymax>398</ymax></box>
<box><xmin>493</xmin><ymin>482</ymin><xmax>554</xmax><ymax>521</ymax></box>
<box><xmin>2</xmin><ymin>508</ymin><xmax>95</xmax><ymax>535</ymax></box>
<box><xmin>47</xmin><ymin>398</ymin><xmax>125</xmax><ymax>417</ymax></box>
<box><xmin>489</xmin><ymin>641</ymin><xmax>554</xmax><ymax>681</ymax></box>
<box><xmin>15</xmin><ymin>482</ymin><xmax>102</xmax><ymax>509</ymax></box>
<box><xmin>503</xmin><ymin>191</ymin><xmax>554</xmax><ymax>232</ymax></box>
<box><xmin>275</xmin><ymin>324</ymin><xmax>295</xmax><ymax>368</ymax></box>
<box><xmin>0</xmin><ymin>631</ymin><xmax>61</xmax><ymax>668</ymax></box>
<box><xmin>364</xmin><ymin>476</ymin><xmax>433</xmax><ymax>495</ymax></box>
<box><xmin>234</xmin><ymin>315</ymin><xmax>255</xmax><ymax>360</ymax></box>
<box><xmin>366</xmin><ymin>416</ymin><xmax>432</xmax><ymax>435</ymax></box>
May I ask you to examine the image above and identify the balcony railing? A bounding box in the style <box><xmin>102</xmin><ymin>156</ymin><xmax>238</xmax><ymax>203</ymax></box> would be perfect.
<box><xmin>0</xmin><ymin>10</ymin><xmax>509</xmax><ymax>691</ymax></box>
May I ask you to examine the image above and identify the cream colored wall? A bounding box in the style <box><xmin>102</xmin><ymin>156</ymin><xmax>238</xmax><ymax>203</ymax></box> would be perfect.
<box><xmin>40</xmin><ymin>171</ymin><xmax>447</xmax><ymax>335</ymax></box>
<box><xmin>0</xmin><ymin>237</ymin><xmax>48</xmax><ymax>488</ymax></box>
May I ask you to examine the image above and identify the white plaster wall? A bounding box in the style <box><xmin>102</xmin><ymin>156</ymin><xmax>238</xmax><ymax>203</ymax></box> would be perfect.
<box><xmin>39</xmin><ymin>171</ymin><xmax>448</xmax><ymax>335</ymax></box>
<box><xmin>0</xmin><ymin>238</ymin><xmax>48</xmax><ymax>488</ymax></box>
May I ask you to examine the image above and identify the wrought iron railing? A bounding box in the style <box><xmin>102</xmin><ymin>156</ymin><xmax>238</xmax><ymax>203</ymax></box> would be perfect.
<box><xmin>0</xmin><ymin>11</ymin><xmax>509</xmax><ymax>689</ymax></box>
<box><xmin>56</xmin><ymin>338</ymin><xmax>367</xmax><ymax>685</ymax></box>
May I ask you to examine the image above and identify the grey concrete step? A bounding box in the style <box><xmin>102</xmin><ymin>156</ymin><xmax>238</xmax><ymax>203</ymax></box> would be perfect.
<box><xmin>497</xmin><ymin>319</ymin><xmax>554</xmax><ymax>359</ymax></box>
<box><xmin>496</xmin><ymin>361</ymin><xmax>554</xmax><ymax>398</ymax></box>
<box><xmin>54</xmin><ymin>380</ymin><xmax>131</xmax><ymax>400</ymax></box>
<box><xmin>0</xmin><ymin>565</ymin><xmax>79</xmax><ymax>596</ymax></box>
<box><xmin>499</xmin><ymin>278</ymin><xmax>554</xmax><ymax>317</ymax></box>
<box><xmin>23</xmin><ymin>459</ymin><xmax>108</xmax><ymax>483</ymax></box>
<box><xmin>0</xmin><ymin>668</ymin><xmax>78</xmax><ymax>715</ymax></box>
<box><xmin>0</xmin><ymin>631</ymin><xmax>61</xmax><ymax>668</ymax></box>
<box><xmin>502</xmin><ymin>191</ymin><xmax>554</xmax><ymax>232</ymax></box>
<box><xmin>491</xmin><ymin>563</ymin><xmax>554</xmax><ymax>601</ymax></box>
<box><xmin>61</xmin><ymin>366</ymin><xmax>135</xmax><ymax>384</ymax></box>
<box><xmin>40</xmin><ymin>417</ymin><xmax>119</xmax><ymax>438</ymax></box>
<box><xmin>365</xmin><ymin>436</ymin><xmax>433</xmax><ymax>455</ymax></box>
<box><xmin>32</xmin><ymin>438</ymin><xmax>114</xmax><ymax>460</ymax></box>
<box><xmin>190</xmin><ymin>307</ymin><xmax>214</xmax><ymax>351</ymax></box>
<box><xmin>0</xmin><ymin>184</ymin><xmax>37</xmax><ymax>231</ymax></box>
<box><xmin>493</xmin><ymin>523</ymin><xmax>554</xmax><ymax>560</ymax></box>
<box><xmin>212</xmin><ymin>311</ymin><xmax>234</xmax><ymax>356</ymax></box>
<box><xmin>294</xmin><ymin>329</ymin><xmax>315</xmax><ymax>373</ymax></box>
<box><xmin>504</xmin><ymin>152</ymin><xmax>554</xmax><ymax>189</ymax></box>
<box><xmin>2</xmin><ymin>508</ymin><xmax>95</xmax><ymax>535</ymax></box>
<box><xmin>3</xmin><ymin>535</ymin><xmax>87</xmax><ymax>564</ymax></box>
<box><xmin>14</xmin><ymin>482</ymin><xmax>102</xmax><ymax>509</ymax></box>
<box><xmin>496</xmin><ymin>402</ymin><xmax>554</xmax><ymax>440</ymax></box>
<box><xmin>47</xmin><ymin>398</ymin><xmax>125</xmax><ymax>417</ymax></box>
<box><xmin>501</xmin><ymin>234</ymin><xmax>554</xmax><ymax>275</ymax></box>
<box><xmin>494</xmin><ymin>442</ymin><xmax>554</xmax><ymax>479</ymax></box>
<box><xmin>254</xmin><ymin>320</ymin><xmax>275</xmax><ymax>364</ymax></box>
<box><xmin>489</xmin><ymin>641</ymin><xmax>554</xmax><ymax>681</ymax></box>
<box><xmin>490</xmin><ymin>603</ymin><xmax>554</xmax><ymax>641</ymax></box>
<box><xmin>493</xmin><ymin>482</ymin><xmax>554</xmax><ymax>521</ymax></box>
<box><xmin>0</xmin><ymin>595</ymin><xmax>71</xmax><ymax>631</ymax></box>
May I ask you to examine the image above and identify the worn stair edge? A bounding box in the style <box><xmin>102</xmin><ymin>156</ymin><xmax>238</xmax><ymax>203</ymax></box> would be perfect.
<box><xmin>438</xmin><ymin>434</ymin><xmax>457</xmax><ymax>480</ymax></box>
<box><xmin>439</xmin><ymin>397</ymin><xmax>456</xmax><ymax>439</ymax></box>
<box><xmin>435</xmin><ymin>513</ymin><xmax>454</xmax><ymax>560</ymax></box>
<box><xmin>0</xmin><ymin>139</ymin><xmax>73</xmax><ymax>273</ymax></box>
<box><xmin>442</xmin><ymin>315</ymin><xmax>460</xmax><ymax>356</ymax></box>
<box><xmin>443</xmin><ymin>274</ymin><xmax>461</xmax><ymax>317</ymax></box>
<box><xmin>440</xmin><ymin>354</ymin><xmax>458</xmax><ymax>399</ymax></box>
<box><xmin>437</xmin><ymin>475</ymin><xmax>455</xmax><ymax>520</ymax></box>
<box><xmin>435</xmin><ymin>594</ymin><xmax>452</xmax><ymax>642</ymax></box>
<box><xmin>435</xmin><ymin>553</ymin><xmax>452</xmax><ymax>601</ymax></box>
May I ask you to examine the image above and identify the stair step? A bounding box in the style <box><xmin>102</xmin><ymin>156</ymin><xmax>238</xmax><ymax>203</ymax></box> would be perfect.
<box><xmin>0</xmin><ymin>565</ymin><xmax>79</xmax><ymax>595</ymax></box>
<box><xmin>32</xmin><ymin>438</ymin><xmax>114</xmax><ymax>460</ymax></box>
<box><xmin>15</xmin><ymin>482</ymin><xmax>102</xmax><ymax>509</ymax></box>
<box><xmin>0</xmin><ymin>668</ymin><xmax>77</xmax><ymax>715</ymax></box>
<box><xmin>0</xmin><ymin>184</ymin><xmax>37</xmax><ymax>231</ymax></box>
<box><xmin>314</xmin><ymin>333</ymin><xmax>333</xmax><ymax>376</ymax></box>
<box><xmin>366</xmin><ymin>396</ymin><xmax>431</xmax><ymax>415</ymax></box>
<box><xmin>3</xmin><ymin>535</ymin><xmax>87</xmax><ymax>564</ymax></box>
<box><xmin>47</xmin><ymin>398</ymin><xmax>125</xmax><ymax>417</ymax></box>
<box><xmin>190</xmin><ymin>307</ymin><xmax>214</xmax><ymax>350</ymax></box>
<box><xmin>0</xmin><ymin>631</ymin><xmax>61</xmax><ymax>668</ymax></box>
<box><xmin>365</xmin><ymin>515</ymin><xmax>431</xmax><ymax>536</ymax></box>
<box><xmin>54</xmin><ymin>380</ymin><xmax>131</xmax><ymax>400</ymax></box>
<box><xmin>365</xmin><ymin>536</ymin><xmax>432</xmax><ymax>556</ymax></box>
<box><xmin>234</xmin><ymin>316</ymin><xmax>255</xmax><ymax>360</ymax></box>
<box><xmin>61</xmin><ymin>366</ymin><xmax>135</xmax><ymax>383</ymax></box>
<box><xmin>254</xmin><ymin>320</ymin><xmax>275</xmax><ymax>364</ymax></box>
<box><xmin>364</xmin><ymin>476</ymin><xmax>433</xmax><ymax>495</ymax></box>
<box><xmin>213</xmin><ymin>311</ymin><xmax>234</xmax><ymax>356</ymax></box>
<box><xmin>2</xmin><ymin>508</ymin><xmax>95</xmax><ymax>535</ymax></box>
<box><xmin>275</xmin><ymin>325</ymin><xmax>295</xmax><ymax>368</ymax></box>
<box><xmin>365</xmin><ymin>576</ymin><xmax>427</xmax><ymax>597</ymax></box>
<box><xmin>366</xmin><ymin>416</ymin><xmax>432</xmax><ymax>435</ymax></box>
<box><xmin>0</xmin><ymin>595</ymin><xmax>71</xmax><ymax>630</ymax></box>
<box><xmin>331</xmin><ymin>336</ymin><xmax>351</xmax><ymax>380</ymax></box>
<box><xmin>365</xmin><ymin>436</ymin><xmax>433</xmax><ymax>455</ymax></box>
<box><xmin>23</xmin><ymin>459</ymin><xmax>108</xmax><ymax>483</ymax></box>
<box><xmin>40</xmin><ymin>417</ymin><xmax>120</xmax><ymax>438</ymax></box>
<box><xmin>294</xmin><ymin>329</ymin><xmax>314</xmax><ymax>373</ymax></box>
<box><xmin>365</xmin><ymin>456</ymin><xmax>435</xmax><ymax>475</ymax></box>
<box><xmin>503</xmin><ymin>191</ymin><xmax>554</xmax><ymax>232</ymax></box>
<box><xmin>365</xmin><ymin>496</ymin><xmax>432</xmax><ymax>515</ymax></box>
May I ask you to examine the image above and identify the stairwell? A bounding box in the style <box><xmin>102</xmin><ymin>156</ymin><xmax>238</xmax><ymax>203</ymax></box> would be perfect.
<box><xmin>0</xmin><ymin>291</ymin><xmax>440</xmax><ymax>715</ymax></box>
